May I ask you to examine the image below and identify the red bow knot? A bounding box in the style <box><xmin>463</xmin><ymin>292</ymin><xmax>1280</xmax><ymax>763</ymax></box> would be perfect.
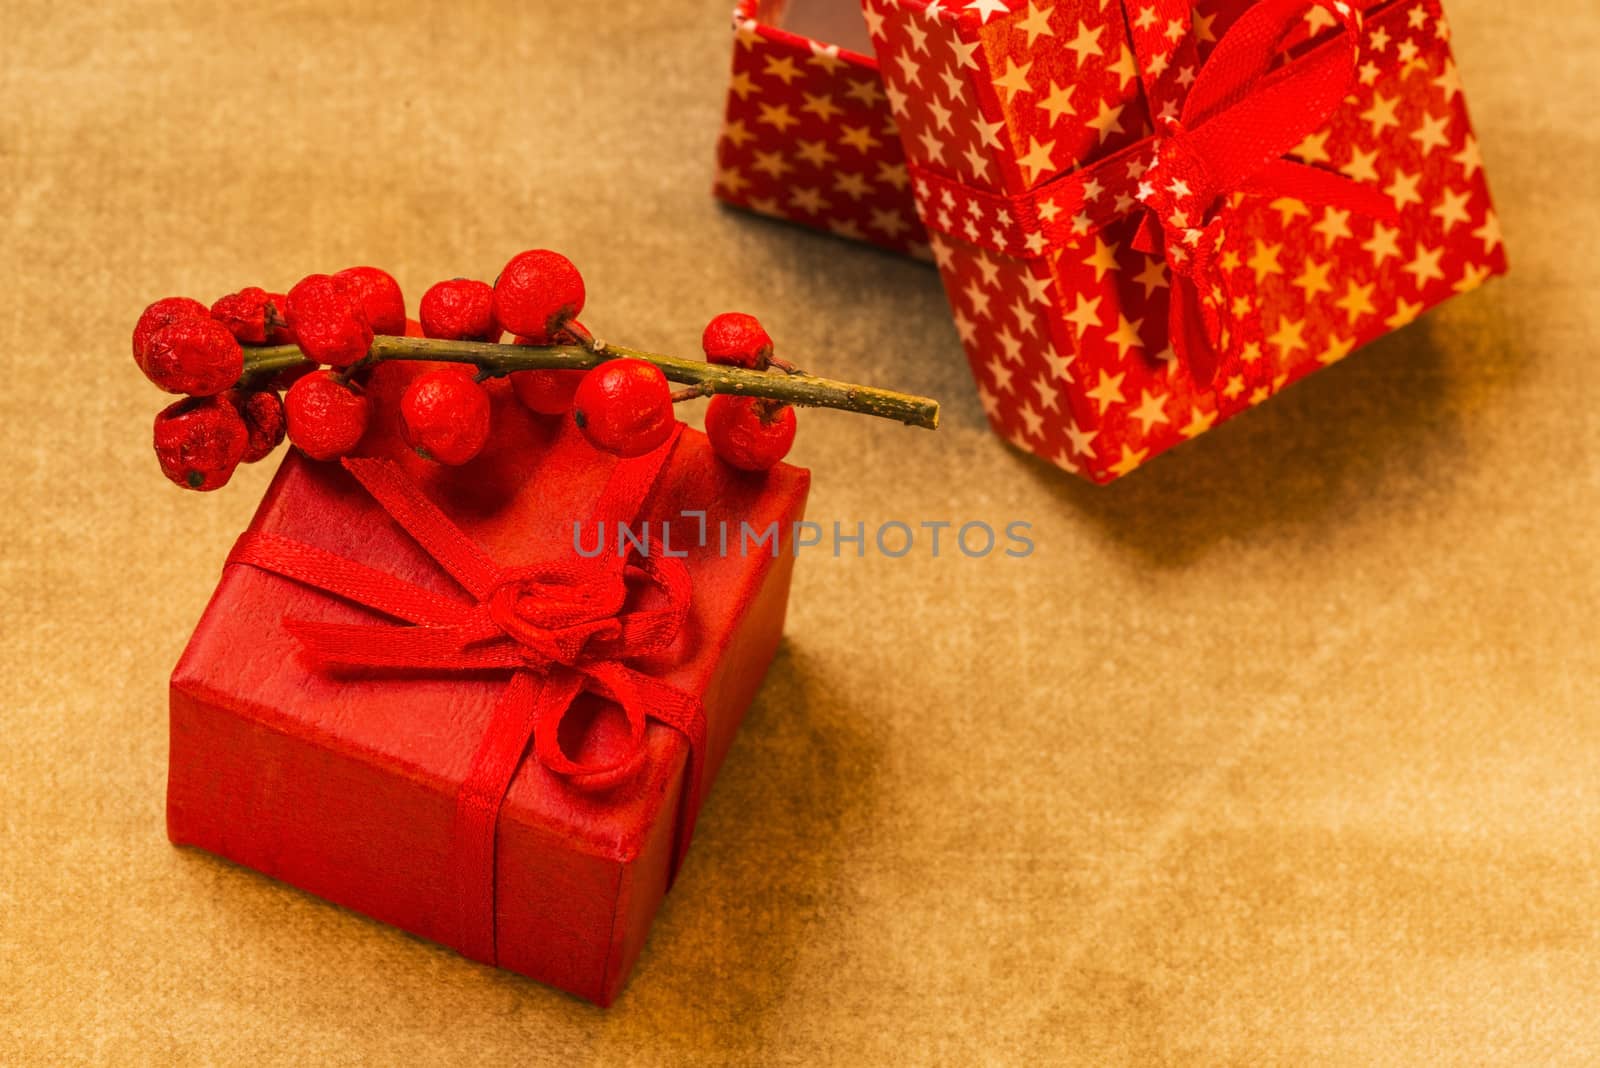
<box><xmin>485</xmin><ymin>562</ymin><xmax>629</xmax><ymax>665</ymax></box>
<box><xmin>228</xmin><ymin>431</ymin><xmax>709</xmax><ymax>968</ymax></box>
<box><xmin>477</xmin><ymin>555</ymin><xmax>689</xmax><ymax>670</ymax></box>
<box><xmin>1131</xmin><ymin>115</ymin><xmax>1237</xmax><ymax>375</ymax></box>
<box><xmin>1134</xmin><ymin>118</ymin><xmax>1221</xmax><ymax>264</ymax></box>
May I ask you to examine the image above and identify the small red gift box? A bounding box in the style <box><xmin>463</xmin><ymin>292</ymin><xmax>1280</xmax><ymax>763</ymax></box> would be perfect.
<box><xmin>166</xmin><ymin>362</ymin><xmax>810</xmax><ymax>1005</ymax></box>
<box><xmin>858</xmin><ymin>0</ymin><xmax>1506</xmax><ymax>481</ymax></box>
<box><xmin>713</xmin><ymin>0</ymin><xmax>929</xmax><ymax>255</ymax></box>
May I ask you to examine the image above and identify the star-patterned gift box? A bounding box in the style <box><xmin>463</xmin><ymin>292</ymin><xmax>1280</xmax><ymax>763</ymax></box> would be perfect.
<box><xmin>713</xmin><ymin>0</ymin><xmax>930</xmax><ymax>255</ymax></box>
<box><xmin>857</xmin><ymin>0</ymin><xmax>1506</xmax><ymax>482</ymax></box>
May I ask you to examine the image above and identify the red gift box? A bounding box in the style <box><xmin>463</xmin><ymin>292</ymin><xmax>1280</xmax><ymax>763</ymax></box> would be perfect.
<box><xmin>166</xmin><ymin>362</ymin><xmax>810</xmax><ymax>1005</ymax></box>
<box><xmin>714</xmin><ymin>0</ymin><xmax>930</xmax><ymax>255</ymax></box>
<box><xmin>858</xmin><ymin>0</ymin><xmax>1506</xmax><ymax>481</ymax></box>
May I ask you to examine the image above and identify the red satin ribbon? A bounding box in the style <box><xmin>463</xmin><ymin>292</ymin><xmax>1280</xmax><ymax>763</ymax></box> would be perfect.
<box><xmin>227</xmin><ymin>427</ymin><xmax>707</xmax><ymax>968</ymax></box>
<box><xmin>1129</xmin><ymin>0</ymin><xmax>1397</xmax><ymax>384</ymax></box>
<box><xmin>912</xmin><ymin>0</ymin><xmax>1398</xmax><ymax>387</ymax></box>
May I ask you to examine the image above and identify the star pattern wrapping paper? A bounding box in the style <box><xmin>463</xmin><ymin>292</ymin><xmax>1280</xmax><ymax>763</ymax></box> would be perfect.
<box><xmin>713</xmin><ymin>1</ymin><xmax>930</xmax><ymax>256</ymax></box>
<box><xmin>860</xmin><ymin>0</ymin><xmax>1506</xmax><ymax>481</ymax></box>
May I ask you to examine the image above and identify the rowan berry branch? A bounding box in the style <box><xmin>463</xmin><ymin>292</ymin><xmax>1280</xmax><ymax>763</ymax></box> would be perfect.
<box><xmin>239</xmin><ymin>336</ymin><xmax>941</xmax><ymax>429</ymax></box>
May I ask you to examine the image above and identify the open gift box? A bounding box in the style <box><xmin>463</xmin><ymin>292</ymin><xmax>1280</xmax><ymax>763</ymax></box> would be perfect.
<box><xmin>716</xmin><ymin>0</ymin><xmax>1506</xmax><ymax>482</ymax></box>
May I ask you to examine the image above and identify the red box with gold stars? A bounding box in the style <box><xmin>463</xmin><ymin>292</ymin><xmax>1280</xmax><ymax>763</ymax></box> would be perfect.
<box><xmin>713</xmin><ymin>0</ymin><xmax>930</xmax><ymax>255</ymax></box>
<box><xmin>858</xmin><ymin>0</ymin><xmax>1506</xmax><ymax>481</ymax></box>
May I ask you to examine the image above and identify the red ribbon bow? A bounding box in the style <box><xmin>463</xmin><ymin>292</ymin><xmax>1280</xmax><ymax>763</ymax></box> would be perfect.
<box><xmin>227</xmin><ymin>427</ymin><xmax>707</xmax><ymax>967</ymax></box>
<box><xmin>908</xmin><ymin>0</ymin><xmax>1398</xmax><ymax>391</ymax></box>
<box><xmin>1125</xmin><ymin>0</ymin><xmax>1398</xmax><ymax>385</ymax></box>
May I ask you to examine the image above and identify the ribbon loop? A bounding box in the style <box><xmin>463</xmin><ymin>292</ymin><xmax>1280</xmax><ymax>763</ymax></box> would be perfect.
<box><xmin>1183</xmin><ymin>0</ymin><xmax>1360</xmax><ymax>146</ymax></box>
<box><xmin>533</xmin><ymin>662</ymin><xmax>653</xmax><ymax>789</ymax></box>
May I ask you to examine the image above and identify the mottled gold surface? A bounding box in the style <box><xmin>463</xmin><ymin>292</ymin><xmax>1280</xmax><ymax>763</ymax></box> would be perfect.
<box><xmin>3</xmin><ymin>1</ymin><xmax>1596</xmax><ymax>1063</ymax></box>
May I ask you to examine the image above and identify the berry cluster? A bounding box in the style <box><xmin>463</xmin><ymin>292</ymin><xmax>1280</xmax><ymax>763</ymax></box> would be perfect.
<box><xmin>132</xmin><ymin>251</ymin><xmax>805</xmax><ymax>490</ymax></box>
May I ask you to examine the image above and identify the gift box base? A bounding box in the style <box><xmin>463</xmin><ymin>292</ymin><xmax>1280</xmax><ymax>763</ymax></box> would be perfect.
<box><xmin>714</xmin><ymin>0</ymin><xmax>929</xmax><ymax>257</ymax></box>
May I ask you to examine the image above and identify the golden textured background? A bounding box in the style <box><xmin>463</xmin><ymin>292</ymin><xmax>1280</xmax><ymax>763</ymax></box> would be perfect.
<box><xmin>3</xmin><ymin>1</ymin><xmax>1597</xmax><ymax>1063</ymax></box>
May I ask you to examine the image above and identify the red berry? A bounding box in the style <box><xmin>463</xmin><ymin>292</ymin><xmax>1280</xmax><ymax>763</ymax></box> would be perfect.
<box><xmin>511</xmin><ymin>369</ymin><xmax>585</xmax><ymax>416</ymax></box>
<box><xmin>286</xmin><ymin>274</ymin><xmax>374</xmax><ymax>368</ymax></box>
<box><xmin>132</xmin><ymin>296</ymin><xmax>209</xmax><ymax>370</ymax></box>
<box><xmin>284</xmin><ymin>370</ymin><xmax>370</xmax><ymax>460</ymax></box>
<box><xmin>335</xmin><ymin>266</ymin><xmax>407</xmax><ymax>336</ymax></box>
<box><xmin>227</xmin><ymin>389</ymin><xmax>287</xmax><ymax>463</ymax></box>
<box><xmin>264</xmin><ymin>293</ymin><xmax>295</xmax><ymax>345</ymax></box>
<box><xmin>153</xmin><ymin>396</ymin><xmax>249</xmax><ymax>491</ymax></box>
<box><xmin>141</xmin><ymin>317</ymin><xmax>244</xmax><ymax>395</ymax></box>
<box><xmin>509</xmin><ymin>337</ymin><xmax>583</xmax><ymax>415</ymax></box>
<box><xmin>704</xmin><ymin>395</ymin><xmax>797</xmax><ymax>472</ymax></box>
<box><xmin>702</xmin><ymin>312</ymin><xmax>774</xmax><ymax>370</ymax></box>
<box><xmin>266</xmin><ymin>361</ymin><xmax>314</xmax><ymax>394</ymax></box>
<box><xmin>210</xmin><ymin>287</ymin><xmax>281</xmax><ymax>344</ymax></box>
<box><xmin>572</xmin><ymin>359</ymin><xmax>676</xmax><ymax>458</ymax></box>
<box><xmin>493</xmin><ymin>250</ymin><xmax>585</xmax><ymax>343</ymax></box>
<box><xmin>400</xmin><ymin>368</ymin><xmax>492</xmax><ymax>465</ymax></box>
<box><xmin>420</xmin><ymin>278</ymin><xmax>498</xmax><ymax>341</ymax></box>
